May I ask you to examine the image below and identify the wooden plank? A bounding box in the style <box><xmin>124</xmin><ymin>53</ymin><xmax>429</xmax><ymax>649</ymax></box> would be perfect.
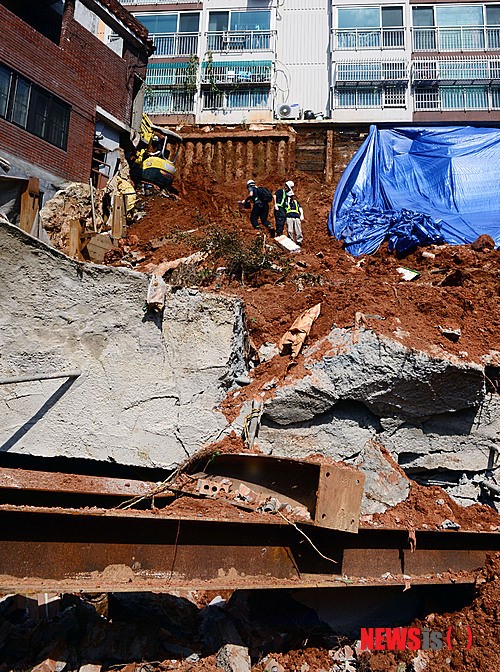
<box><xmin>87</xmin><ymin>233</ymin><xmax>116</xmax><ymax>263</ymax></box>
<box><xmin>315</xmin><ymin>464</ymin><xmax>365</xmax><ymax>533</ymax></box>
<box><xmin>67</xmin><ymin>219</ymin><xmax>82</xmax><ymax>259</ymax></box>
<box><xmin>19</xmin><ymin>177</ymin><xmax>39</xmax><ymax>233</ymax></box>
<box><xmin>111</xmin><ymin>194</ymin><xmax>125</xmax><ymax>240</ymax></box>
<box><xmin>325</xmin><ymin>129</ymin><xmax>334</xmax><ymax>184</ymax></box>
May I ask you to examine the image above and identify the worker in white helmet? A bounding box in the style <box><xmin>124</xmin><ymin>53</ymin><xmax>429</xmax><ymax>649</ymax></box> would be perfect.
<box><xmin>273</xmin><ymin>180</ymin><xmax>294</xmax><ymax>237</ymax></box>
<box><xmin>239</xmin><ymin>179</ymin><xmax>274</xmax><ymax>235</ymax></box>
<box><xmin>285</xmin><ymin>186</ymin><xmax>304</xmax><ymax>246</ymax></box>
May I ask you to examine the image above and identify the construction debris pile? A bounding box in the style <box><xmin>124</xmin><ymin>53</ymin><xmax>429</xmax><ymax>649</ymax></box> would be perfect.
<box><xmin>1</xmin><ymin>125</ymin><xmax>499</xmax><ymax>672</ymax></box>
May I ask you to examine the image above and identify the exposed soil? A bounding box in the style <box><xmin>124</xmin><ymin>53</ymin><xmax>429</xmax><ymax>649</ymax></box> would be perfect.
<box><xmin>117</xmin><ymin>165</ymin><xmax>500</xmax><ymax>369</ymax></box>
<box><xmin>366</xmin><ymin>482</ymin><xmax>500</xmax><ymax>532</ymax></box>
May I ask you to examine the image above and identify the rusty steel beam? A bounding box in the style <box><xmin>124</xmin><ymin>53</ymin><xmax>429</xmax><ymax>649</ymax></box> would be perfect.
<box><xmin>193</xmin><ymin>453</ymin><xmax>365</xmax><ymax>533</ymax></box>
<box><xmin>0</xmin><ymin>466</ymin><xmax>171</xmax><ymax>499</ymax></box>
<box><xmin>0</xmin><ymin>505</ymin><xmax>498</xmax><ymax>593</ymax></box>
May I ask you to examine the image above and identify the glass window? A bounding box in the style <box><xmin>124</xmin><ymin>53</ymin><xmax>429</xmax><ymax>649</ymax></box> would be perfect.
<box><xmin>492</xmin><ymin>86</ymin><xmax>500</xmax><ymax>108</ymax></box>
<box><xmin>179</xmin><ymin>13</ymin><xmax>199</xmax><ymax>33</ymax></box>
<box><xmin>0</xmin><ymin>65</ymin><xmax>11</xmax><ymax>118</ymax></box>
<box><xmin>46</xmin><ymin>99</ymin><xmax>70</xmax><ymax>150</ymax></box>
<box><xmin>209</xmin><ymin>12</ymin><xmax>229</xmax><ymax>31</ymax></box>
<box><xmin>230</xmin><ymin>11</ymin><xmax>270</xmax><ymax>31</ymax></box>
<box><xmin>436</xmin><ymin>6</ymin><xmax>483</xmax><ymax>27</ymax></box>
<box><xmin>11</xmin><ymin>77</ymin><xmax>30</xmax><ymax>127</ymax></box>
<box><xmin>486</xmin><ymin>5</ymin><xmax>500</xmax><ymax>24</ymax></box>
<box><xmin>137</xmin><ymin>14</ymin><xmax>177</xmax><ymax>34</ymax></box>
<box><xmin>382</xmin><ymin>7</ymin><xmax>403</xmax><ymax>27</ymax></box>
<box><xmin>338</xmin><ymin>8</ymin><xmax>380</xmax><ymax>29</ymax></box>
<box><xmin>27</xmin><ymin>87</ymin><xmax>50</xmax><ymax>139</ymax></box>
<box><xmin>412</xmin><ymin>7</ymin><xmax>434</xmax><ymax>27</ymax></box>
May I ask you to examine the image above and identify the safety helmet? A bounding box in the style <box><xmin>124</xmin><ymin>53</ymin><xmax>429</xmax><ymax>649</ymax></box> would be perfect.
<box><xmin>247</xmin><ymin>179</ymin><xmax>256</xmax><ymax>187</ymax></box>
<box><xmin>285</xmin><ymin>180</ymin><xmax>294</xmax><ymax>190</ymax></box>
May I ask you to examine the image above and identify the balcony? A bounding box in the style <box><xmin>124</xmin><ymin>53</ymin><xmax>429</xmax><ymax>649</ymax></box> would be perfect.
<box><xmin>206</xmin><ymin>30</ymin><xmax>274</xmax><ymax>52</ymax></box>
<box><xmin>412</xmin><ymin>26</ymin><xmax>500</xmax><ymax>52</ymax></box>
<box><xmin>149</xmin><ymin>32</ymin><xmax>199</xmax><ymax>57</ymax></box>
<box><xmin>144</xmin><ymin>89</ymin><xmax>195</xmax><ymax>115</ymax></box>
<box><xmin>201</xmin><ymin>61</ymin><xmax>272</xmax><ymax>85</ymax></box>
<box><xmin>335</xmin><ymin>60</ymin><xmax>408</xmax><ymax>85</ymax></box>
<box><xmin>414</xmin><ymin>85</ymin><xmax>500</xmax><ymax>111</ymax></box>
<box><xmin>202</xmin><ymin>87</ymin><xmax>271</xmax><ymax>110</ymax></box>
<box><xmin>333</xmin><ymin>28</ymin><xmax>405</xmax><ymax>50</ymax></box>
<box><xmin>146</xmin><ymin>62</ymin><xmax>197</xmax><ymax>86</ymax></box>
<box><xmin>122</xmin><ymin>0</ymin><xmax>199</xmax><ymax>4</ymax></box>
<box><xmin>412</xmin><ymin>57</ymin><xmax>500</xmax><ymax>84</ymax></box>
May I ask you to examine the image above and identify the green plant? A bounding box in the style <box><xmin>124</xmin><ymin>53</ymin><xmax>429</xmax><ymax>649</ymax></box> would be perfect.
<box><xmin>200</xmin><ymin>226</ymin><xmax>292</xmax><ymax>284</ymax></box>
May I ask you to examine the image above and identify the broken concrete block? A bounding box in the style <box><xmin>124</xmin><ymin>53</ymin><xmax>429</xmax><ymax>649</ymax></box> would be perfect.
<box><xmin>440</xmin><ymin>519</ymin><xmax>461</xmax><ymax>530</ymax></box>
<box><xmin>264</xmin><ymin>658</ymin><xmax>285</xmax><ymax>672</ymax></box>
<box><xmin>216</xmin><ymin>644</ymin><xmax>251</xmax><ymax>672</ymax></box>
<box><xmin>79</xmin><ymin>665</ymin><xmax>102</xmax><ymax>672</ymax></box>
<box><xmin>438</xmin><ymin>325</ymin><xmax>461</xmax><ymax>342</ymax></box>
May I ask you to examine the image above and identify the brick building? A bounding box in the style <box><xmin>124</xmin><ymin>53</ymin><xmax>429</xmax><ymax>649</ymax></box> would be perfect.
<box><xmin>0</xmin><ymin>0</ymin><xmax>153</xmax><ymax>198</ymax></box>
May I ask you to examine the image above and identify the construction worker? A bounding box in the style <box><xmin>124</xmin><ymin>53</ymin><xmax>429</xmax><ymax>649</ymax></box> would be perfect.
<box><xmin>285</xmin><ymin>188</ymin><xmax>304</xmax><ymax>246</ymax></box>
<box><xmin>240</xmin><ymin>179</ymin><xmax>274</xmax><ymax>236</ymax></box>
<box><xmin>274</xmin><ymin>180</ymin><xmax>294</xmax><ymax>237</ymax></box>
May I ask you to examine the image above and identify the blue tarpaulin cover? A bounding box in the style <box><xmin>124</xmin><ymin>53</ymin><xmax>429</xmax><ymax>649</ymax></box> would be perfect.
<box><xmin>328</xmin><ymin>126</ymin><xmax>500</xmax><ymax>256</ymax></box>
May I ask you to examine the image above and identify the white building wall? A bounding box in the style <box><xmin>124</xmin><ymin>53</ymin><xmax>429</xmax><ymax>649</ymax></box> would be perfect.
<box><xmin>275</xmin><ymin>0</ymin><xmax>330</xmax><ymax>117</ymax></box>
<box><xmin>330</xmin><ymin>0</ymin><xmax>413</xmax><ymax>122</ymax></box>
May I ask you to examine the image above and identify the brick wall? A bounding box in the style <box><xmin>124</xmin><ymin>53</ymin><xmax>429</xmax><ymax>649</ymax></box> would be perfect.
<box><xmin>0</xmin><ymin>5</ymin><xmax>148</xmax><ymax>184</ymax></box>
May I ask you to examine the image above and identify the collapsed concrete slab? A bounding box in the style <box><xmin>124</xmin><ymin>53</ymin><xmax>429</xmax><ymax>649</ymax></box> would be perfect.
<box><xmin>0</xmin><ymin>221</ymin><xmax>246</xmax><ymax>466</ymax></box>
<box><xmin>257</xmin><ymin>327</ymin><xmax>497</xmax><ymax>508</ymax></box>
<box><xmin>264</xmin><ymin>328</ymin><xmax>485</xmax><ymax>425</ymax></box>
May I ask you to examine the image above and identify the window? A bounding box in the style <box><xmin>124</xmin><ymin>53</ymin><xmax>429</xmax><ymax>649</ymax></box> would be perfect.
<box><xmin>136</xmin><ymin>13</ymin><xmax>199</xmax><ymax>34</ymax></box>
<box><xmin>337</xmin><ymin>6</ymin><xmax>404</xmax><ymax>49</ymax></box>
<box><xmin>0</xmin><ymin>63</ymin><xmax>70</xmax><ymax>150</ymax></box>
<box><xmin>203</xmin><ymin>87</ymin><xmax>270</xmax><ymax>109</ymax></box>
<box><xmin>0</xmin><ymin>65</ymin><xmax>11</xmax><ymax>118</ymax></box>
<box><xmin>436</xmin><ymin>5</ymin><xmax>483</xmax><ymax>27</ymax></box>
<box><xmin>336</xmin><ymin>87</ymin><xmax>382</xmax><ymax>107</ymax></box>
<box><xmin>12</xmin><ymin>78</ymin><xmax>30</xmax><ymax>128</ymax></box>
<box><xmin>230</xmin><ymin>11</ymin><xmax>270</xmax><ymax>31</ymax></box>
<box><xmin>207</xmin><ymin>10</ymin><xmax>272</xmax><ymax>50</ymax></box>
<box><xmin>209</xmin><ymin>12</ymin><xmax>229</xmax><ymax>32</ymax></box>
<box><xmin>413</xmin><ymin>7</ymin><xmax>434</xmax><ymax>27</ymax></box>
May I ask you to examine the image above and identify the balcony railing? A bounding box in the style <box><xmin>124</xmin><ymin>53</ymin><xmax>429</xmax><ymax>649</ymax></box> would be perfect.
<box><xmin>149</xmin><ymin>32</ymin><xmax>199</xmax><ymax>57</ymax></box>
<box><xmin>413</xmin><ymin>85</ymin><xmax>500</xmax><ymax>111</ymax></box>
<box><xmin>202</xmin><ymin>87</ymin><xmax>271</xmax><ymax>110</ymax></box>
<box><xmin>412</xmin><ymin>26</ymin><xmax>500</xmax><ymax>52</ymax></box>
<box><xmin>201</xmin><ymin>61</ymin><xmax>272</xmax><ymax>85</ymax></box>
<box><xmin>206</xmin><ymin>30</ymin><xmax>274</xmax><ymax>52</ymax></box>
<box><xmin>334</xmin><ymin>85</ymin><xmax>407</xmax><ymax>109</ymax></box>
<box><xmin>146</xmin><ymin>64</ymin><xmax>196</xmax><ymax>86</ymax></box>
<box><xmin>334</xmin><ymin>28</ymin><xmax>405</xmax><ymax>50</ymax></box>
<box><xmin>336</xmin><ymin>60</ymin><xmax>408</xmax><ymax>84</ymax></box>
<box><xmin>144</xmin><ymin>89</ymin><xmax>195</xmax><ymax>115</ymax></box>
<box><xmin>412</xmin><ymin>57</ymin><xmax>500</xmax><ymax>83</ymax></box>
<box><xmin>122</xmin><ymin>0</ymin><xmax>199</xmax><ymax>4</ymax></box>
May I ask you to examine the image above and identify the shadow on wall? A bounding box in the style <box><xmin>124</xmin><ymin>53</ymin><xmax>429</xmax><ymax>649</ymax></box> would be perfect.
<box><xmin>0</xmin><ymin>377</ymin><xmax>77</xmax><ymax>452</ymax></box>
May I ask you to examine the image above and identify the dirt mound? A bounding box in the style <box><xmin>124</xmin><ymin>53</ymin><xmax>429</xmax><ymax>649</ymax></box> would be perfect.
<box><xmin>117</xmin><ymin>166</ymin><xmax>499</xmax><ymax>369</ymax></box>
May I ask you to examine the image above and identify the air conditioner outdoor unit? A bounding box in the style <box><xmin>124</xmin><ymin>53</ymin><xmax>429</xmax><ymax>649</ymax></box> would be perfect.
<box><xmin>277</xmin><ymin>103</ymin><xmax>301</xmax><ymax>120</ymax></box>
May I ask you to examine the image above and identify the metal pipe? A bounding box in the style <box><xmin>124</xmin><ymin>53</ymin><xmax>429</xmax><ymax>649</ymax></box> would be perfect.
<box><xmin>481</xmin><ymin>480</ymin><xmax>500</xmax><ymax>496</ymax></box>
<box><xmin>0</xmin><ymin>371</ymin><xmax>81</xmax><ymax>385</ymax></box>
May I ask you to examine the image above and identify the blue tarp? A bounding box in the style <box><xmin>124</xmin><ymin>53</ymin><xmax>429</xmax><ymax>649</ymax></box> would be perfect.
<box><xmin>328</xmin><ymin>126</ymin><xmax>500</xmax><ymax>256</ymax></box>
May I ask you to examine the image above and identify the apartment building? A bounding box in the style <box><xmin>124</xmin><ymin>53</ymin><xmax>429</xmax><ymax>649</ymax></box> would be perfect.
<box><xmin>121</xmin><ymin>0</ymin><xmax>500</xmax><ymax>124</ymax></box>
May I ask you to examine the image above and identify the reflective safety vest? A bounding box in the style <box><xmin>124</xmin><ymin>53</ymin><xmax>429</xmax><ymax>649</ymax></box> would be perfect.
<box><xmin>275</xmin><ymin>189</ymin><xmax>287</xmax><ymax>209</ymax></box>
<box><xmin>286</xmin><ymin>197</ymin><xmax>301</xmax><ymax>217</ymax></box>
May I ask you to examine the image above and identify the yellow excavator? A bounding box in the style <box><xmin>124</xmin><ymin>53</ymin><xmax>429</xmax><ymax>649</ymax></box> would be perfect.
<box><xmin>137</xmin><ymin>114</ymin><xmax>183</xmax><ymax>191</ymax></box>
